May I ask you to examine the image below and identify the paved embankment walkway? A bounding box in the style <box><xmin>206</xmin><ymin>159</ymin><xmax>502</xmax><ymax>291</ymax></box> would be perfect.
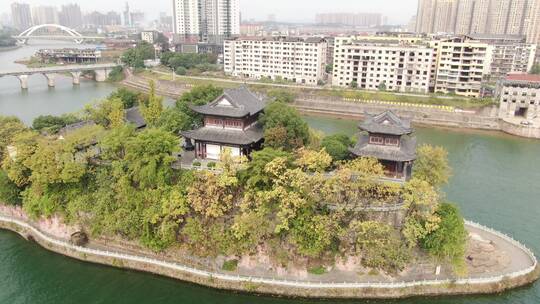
<box><xmin>0</xmin><ymin>207</ymin><xmax>537</xmax><ymax>299</ymax></box>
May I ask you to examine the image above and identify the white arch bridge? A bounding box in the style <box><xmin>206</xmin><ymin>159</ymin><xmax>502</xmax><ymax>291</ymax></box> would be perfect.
<box><xmin>0</xmin><ymin>63</ymin><xmax>122</xmax><ymax>90</ymax></box>
<box><xmin>12</xmin><ymin>24</ymin><xmax>105</xmax><ymax>44</ymax></box>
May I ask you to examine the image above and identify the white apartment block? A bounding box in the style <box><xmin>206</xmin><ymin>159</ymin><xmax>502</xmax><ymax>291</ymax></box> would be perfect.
<box><xmin>173</xmin><ymin>0</ymin><xmax>200</xmax><ymax>35</ymax></box>
<box><xmin>223</xmin><ymin>37</ymin><xmax>328</xmax><ymax>85</ymax></box>
<box><xmin>332</xmin><ymin>37</ymin><xmax>434</xmax><ymax>93</ymax></box>
<box><xmin>173</xmin><ymin>0</ymin><xmax>239</xmax><ymax>40</ymax></box>
<box><xmin>433</xmin><ymin>37</ymin><xmax>491</xmax><ymax>97</ymax></box>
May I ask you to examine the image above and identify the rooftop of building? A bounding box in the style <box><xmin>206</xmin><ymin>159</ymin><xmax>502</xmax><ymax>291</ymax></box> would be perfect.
<box><xmin>181</xmin><ymin>123</ymin><xmax>264</xmax><ymax>146</ymax></box>
<box><xmin>359</xmin><ymin>111</ymin><xmax>413</xmax><ymax>136</ymax></box>
<box><xmin>505</xmin><ymin>73</ymin><xmax>540</xmax><ymax>83</ymax></box>
<box><xmin>58</xmin><ymin>120</ymin><xmax>96</xmax><ymax>136</ymax></box>
<box><xmin>190</xmin><ymin>86</ymin><xmax>267</xmax><ymax>118</ymax></box>
<box><xmin>349</xmin><ymin>132</ymin><xmax>417</xmax><ymax>162</ymax></box>
<box><xmin>465</xmin><ymin>34</ymin><xmax>526</xmax><ymax>43</ymax></box>
<box><xmin>125</xmin><ymin>107</ymin><xmax>146</xmax><ymax>129</ymax></box>
<box><xmin>226</xmin><ymin>36</ymin><xmax>327</xmax><ymax>44</ymax></box>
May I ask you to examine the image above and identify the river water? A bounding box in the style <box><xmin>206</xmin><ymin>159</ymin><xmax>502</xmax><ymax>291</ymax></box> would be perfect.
<box><xmin>1</xmin><ymin>44</ymin><xmax>540</xmax><ymax>304</ymax></box>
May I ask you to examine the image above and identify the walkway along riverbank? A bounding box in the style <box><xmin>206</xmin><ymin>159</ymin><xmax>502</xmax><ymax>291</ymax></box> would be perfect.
<box><xmin>0</xmin><ymin>207</ymin><xmax>538</xmax><ymax>299</ymax></box>
<box><xmin>120</xmin><ymin>74</ymin><xmax>540</xmax><ymax>139</ymax></box>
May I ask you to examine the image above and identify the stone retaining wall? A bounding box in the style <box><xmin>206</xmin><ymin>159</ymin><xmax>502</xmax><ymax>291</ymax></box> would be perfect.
<box><xmin>0</xmin><ymin>210</ymin><xmax>538</xmax><ymax>299</ymax></box>
<box><xmin>294</xmin><ymin>98</ymin><xmax>501</xmax><ymax>131</ymax></box>
<box><xmin>500</xmin><ymin>120</ymin><xmax>540</xmax><ymax>139</ymax></box>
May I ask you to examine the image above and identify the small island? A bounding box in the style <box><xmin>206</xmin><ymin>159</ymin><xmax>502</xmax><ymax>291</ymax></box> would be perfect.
<box><xmin>0</xmin><ymin>84</ymin><xmax>537</xmax><ymax>299</ymax></box>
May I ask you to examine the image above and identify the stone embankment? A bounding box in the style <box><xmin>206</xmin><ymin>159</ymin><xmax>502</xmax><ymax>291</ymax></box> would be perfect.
<box><xmin>0</xmin><ymin>205</ymin><xmax>538</xmax><ymax>299</ymax></box>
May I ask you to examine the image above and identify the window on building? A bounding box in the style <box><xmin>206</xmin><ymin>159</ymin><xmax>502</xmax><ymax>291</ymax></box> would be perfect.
<box><xmin>369</xmin><ymin>136</ymin><xmax>384</xmax><ymax>145</ymax></box>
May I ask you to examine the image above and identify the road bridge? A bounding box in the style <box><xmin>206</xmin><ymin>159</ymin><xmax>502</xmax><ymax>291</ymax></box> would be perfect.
<box><xmin>0</xmin><ymin>63</ymin><xmax>121</xmax><ymax>89</ymax></box>
<box><xmin>12</xmin><ymin>24</ymin><xmax>105</xmax><ymax>44</ymax></box>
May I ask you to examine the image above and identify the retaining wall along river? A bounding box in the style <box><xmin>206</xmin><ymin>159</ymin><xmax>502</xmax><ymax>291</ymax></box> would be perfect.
<box><xmin>0</xmin><ymin>207</ymin><xmax>538</xmax><ymax>299</ymax></box>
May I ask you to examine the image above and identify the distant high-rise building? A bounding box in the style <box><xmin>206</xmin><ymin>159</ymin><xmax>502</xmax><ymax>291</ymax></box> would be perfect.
<box><xmin>315</xmin><ymin>13</ymin><xmax>383</xmax><ymax>27</ymax></box>
<box><xmin>11</xmin><ymin>2</ymin><xmax>32</xmax><ymax>30</ymax></box>
<box><xmin>59</xmin><ymin>4</ymin><xmax>83</xmax><ymax>28</ymax></box>
<box><xmin>85</xmin><ymin>11</ymin><xmax>121</xmax><ymax>27</ymax></box>
<box><xmin>172</xmin><ymin>0</ymin><xmax>240</xmax><ymax>43</ymax></box>
<box><xmin>32</xmin><ymin>6</ymin><xmax>59</xmax><ymax>25</ymax></box>
<box><xmin>123</xmin><ymin>2</ymin><xmax>132</xmax><ymax>27</ymax></box>
<box><xmin>415</xmin><ymin>0</ymin><xmax>540</xmax><ymax>39</ymax></box>
<box><xmin>525</xmin><ymin>0</ymin><xmax>540</xmax><ymax>45</ymax></box>
<box><xmin>130</xmin><ymin>11</ymin><xmax>145</xmax><ymax>27</ymax></box>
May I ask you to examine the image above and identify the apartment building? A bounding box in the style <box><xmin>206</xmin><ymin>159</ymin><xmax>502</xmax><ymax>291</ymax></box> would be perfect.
<box><xmin>332</xmin><ymin>37</ymin><xmax>434</xmax><ymax>93</ymax></box>
<box><xmin>223</xmin><ymin>37</ymin><xmax>328</xmax><ymax>85</ymax></box>
<box><xmin>465</xmin><ymin>35</ymin><xmax>537</xmax><ymax>80</ymax></box>
<box><xmin>498</xmin><ymin>73</ymin><xmax>540</xmax><ymax>121</ymax></box>
<box><xmin>415</xmin><ymin>0</ymin><xmax>539</xmax><ymax>39</ymax></box>
<box><xmin>433</xmin><ymin>37</ymin><xmax>491</xmax><ymax>97</ymax></box>
<box><xmin>173</xmin><ymin>0</ymin><xmax>240</xmax><ymax>43</ymax></box>
<box><xmin>315</xmin><ymin>13</ymin><xmax>383</xmax><ymax>27</ymax></box>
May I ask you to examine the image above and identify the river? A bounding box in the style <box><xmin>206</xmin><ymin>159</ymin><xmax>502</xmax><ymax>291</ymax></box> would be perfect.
<box><xmin>1</xmin><ymin>44</ymin><xmax>540</xmax><ymax>304</ymax></box>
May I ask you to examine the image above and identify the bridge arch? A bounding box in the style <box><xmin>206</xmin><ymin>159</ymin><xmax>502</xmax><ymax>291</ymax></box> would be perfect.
<box><xmin>17</xmin><ymin>24</ymin><xmax>85</xmax><ymax>44</ymax></box>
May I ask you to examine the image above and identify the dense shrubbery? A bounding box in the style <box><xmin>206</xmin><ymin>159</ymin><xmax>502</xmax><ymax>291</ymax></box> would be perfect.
<box><xmin>0</xmin><ymin>85</ymin><xmax>466</xmax><ymax>274</ymax></box>
<box><xmin>107</xmin><ymin>66</ymin><xmax>125</xmax><ymax>82</ymax></box>
<box><xmin>259</xmin><ymin>102</ymin><xmax>310</xmax><ymax>151</ymax></box>
<box><xmin>121</xmin><ymin>42</ymin><xmax>155</xmax><ymax>68</ymax></box>
<box><xmin>32</xmin><ymin>114</ymin><xmax>81</xmax><ymax>133</ymax></box>
<box><xmin>161</xmin><ymin>52</ymin><xmax>219</xmax><ymax>75</ymax></box>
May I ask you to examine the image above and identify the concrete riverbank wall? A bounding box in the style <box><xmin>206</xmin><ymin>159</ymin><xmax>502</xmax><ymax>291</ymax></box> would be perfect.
<box><xmin>0</xmin><ymin>206</ymin><xmax>538</xmax><ymax>299</ymax></box>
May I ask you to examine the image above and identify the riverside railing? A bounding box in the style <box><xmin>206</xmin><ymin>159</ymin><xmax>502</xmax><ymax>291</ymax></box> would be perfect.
<box><xmin>0</xmin><ymin>214</ymin><xmax>536</xmax><ymax>290</ymax></box>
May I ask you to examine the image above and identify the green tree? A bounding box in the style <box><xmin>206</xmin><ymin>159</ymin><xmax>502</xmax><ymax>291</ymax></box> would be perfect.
<box><xmin>402</xmin><ymin>178</ymin><xmax>441</xmax><ymax>248</ymax></box>
<box><xmin>140</xmin><ymin>81</ymin><xmax>164</xmax><ymax>127</ymax></box>
<box><xmin>238</xmin><ymin>147</ymin><xmax>292</xmax><ymax>190</ymax></box>
<box><xmin>84</xmin><ymin>98</ymin><xmax>127</xmax><ymax>128</ymax></box>
<box><xmin>0</xmin><ymin>170</ymin><xmax>22</xmax><ymax>205</ymax></box>
<box><xmin>121</xmin><ymin>42</ymin><xmax>155</xmax><ymax>68</ymax></box>
<box><xmin>325</xmin><ymin>64</ymin><xmax>333</xmax><ymax>74</ymax></box>
<box><xmin>0</xmin><ymin>116</ymin><xmax>27</xmax><ymax>160</ymax></box>
<box><xmin>107</xmin><ymin>66</ymin><xmax>124</xmax><ymax>82</ymax></box>
<box><xmin>350</xmin><ymin>81</ymin><xmax>358</xmax><ymax>89</ymax></box>
<box><xmin>378</xmin><ymin>81</ymin><xmax>387</xmax><ymax>91</ymax></box>
<box><xmin>289</xmin><ymin>211</ymin><xmax>341</xmax><ymax>258</ymax></box>
<box><xmin>259</xmin><ymin>102</ymin><xmax>310</xmax><ymax>150</ymax></box>
<box><xmin>32</xmin><ymin>114</ymin><xmax>80</xmax><ymax>134</ymax></box>
<box><xmin>348</xmin><ymin>220</ymin><xmax>411</xmax><ymax>273</ymax></box>
<box><xmin>157</xmin><ymin>107</ymin><xmax>190</xmax><ymax>133</ymax></box>
<box><xmin>108</xmin><ymin>88</ymin><xmax>142</xmax><ymax>109</ymax></box>
<box><xmin>421</xmin><ymin>203</ymin><xmax>467</xmax><ymax>272</ymax></box>
<box><xmin>175</xmin><ymin>66</ymin><xmax>187</xmax><ymax>75</ymax></box>
<box><xmin>413</xmin><ymin>144</ymin><xmax>451</xmax><ymax>187</ymax></box>
<box><xmin>531</xmin><ymin>64</ymin><xmax>540</xmax><ymax>75</ymax></box>
<box><xmin>267</xmin><ymin>89</ymin><xmax>296</xmax><ymax>103</ymax></box>
<box><xmin>123</xmin><ymin>128</ymin><xmax>179</xmax><ymax>188</ymax></box>
<box><xmin>176</xmin><ymin>85</ymin><xmax>223</xmax><ymax>129</ymax></box>
<box><xmin>321</xmin><ymin>134</ymin><xmax>353</xmax><ymax>162</ymax></box>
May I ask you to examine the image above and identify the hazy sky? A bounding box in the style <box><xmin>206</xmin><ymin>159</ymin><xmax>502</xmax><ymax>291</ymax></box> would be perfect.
<box><xmin>1</xmin><ymin>0</ymin><xmax>417</xmax><ymax>24</ymax></box>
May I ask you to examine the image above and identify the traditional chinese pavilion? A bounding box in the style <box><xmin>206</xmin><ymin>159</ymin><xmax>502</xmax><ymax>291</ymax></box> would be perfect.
<box><xmin>349</xmin><ymin>111</ymin><xmax>417</xmax><ymax>180</ymax></box>
<box><xmin>181</xmin><ymin>86</ymin><xmax>266</xmax><ymax>160</ymax></box>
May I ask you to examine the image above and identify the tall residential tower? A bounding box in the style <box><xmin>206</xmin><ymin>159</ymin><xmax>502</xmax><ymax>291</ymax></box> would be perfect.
<box><xmin>172</xmin><ymin>0</ymin><xmax>240</xmax><ymax>43</ymax></box>
<box><xmin>415</xmin><ymin>0</ymin><xmax>539</xmax><ymax>39</ymax></box>
<box><xmin>10</xmin><ymin>2</ymin><xmax>32</xmax><ymax>30</ymax></box>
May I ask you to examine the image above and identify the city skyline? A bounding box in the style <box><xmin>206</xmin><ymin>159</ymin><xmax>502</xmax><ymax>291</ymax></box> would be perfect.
<box><xmin>0</xmin><ymin>0</ymin><xmax>417</xmax><ymax>24</ymax></box>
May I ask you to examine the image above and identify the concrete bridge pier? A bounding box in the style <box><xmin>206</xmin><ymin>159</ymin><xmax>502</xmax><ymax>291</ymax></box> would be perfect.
<box><xmin>94</xmin><ymin>69</ymin><xmax>111</xmax><ymax>82</ymax></box>
<box><xmin>43</xmin><ymin>73</ymin><xmax>57</xmax><ymax>87</ymax></box>
<box><xmin>70</xmin><ymin>71</ymin><xmax>82</xmax><ymax>85</ymax></box>
<box><xmin>17</xmin><ymin>75</ymin><xmax>29</xmax><ymax>90</ymax></box>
